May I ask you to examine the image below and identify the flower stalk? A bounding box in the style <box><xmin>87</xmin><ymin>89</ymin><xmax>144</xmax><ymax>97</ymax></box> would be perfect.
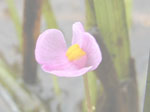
<box><xmin>83</xmin><ymin>75</ymin><xmax>93</xmax><ymax>112</ymax></box>
<box><xmin>52</xmin><ymin>76</ymin><xmax>61</xmax><ymax>95</ymax></box>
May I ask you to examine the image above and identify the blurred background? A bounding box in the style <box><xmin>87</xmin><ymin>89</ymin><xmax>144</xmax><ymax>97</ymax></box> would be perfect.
<box><xmin>0</xmin><ymin>0</ymin><xmax>150</xmax><ymax>112</ymax></box>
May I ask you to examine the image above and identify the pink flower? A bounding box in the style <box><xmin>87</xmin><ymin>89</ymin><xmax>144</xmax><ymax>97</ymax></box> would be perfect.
<box><xmin>35</xmin><ymin>22</ymin><xmax>102</xmax><ymax>77</ymax></box>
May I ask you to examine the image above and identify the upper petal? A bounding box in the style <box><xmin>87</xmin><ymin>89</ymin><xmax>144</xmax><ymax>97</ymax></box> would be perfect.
<box><xmin>80</xmin><ymin>32</ymin><xmax>102</xmax><ymax>70</ymax></box>
<box><xmin>35</xmin><ymin>29</ymin><xmax>67</xmax><ymax>65</ymax></box>
<box><xmin>72</xmin><ymin>22</ymin><xmax>85</xmax><ymax>44</ymax></box>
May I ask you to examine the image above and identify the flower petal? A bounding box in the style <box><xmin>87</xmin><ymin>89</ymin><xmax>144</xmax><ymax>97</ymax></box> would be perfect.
<box><xmin>41</xmin><ymin>56</ymin><xmax>76</xmax><ymax>71</ymax></box>
<box><xmin>80</xmin><ymin>32</ymin><xmax>102</xmax><ymax>70</ymax></box>
<box><xmin>72</xmin><ymin>22</ymin><xmax>85</xmax><ymax>44</ymax></box>
<box><xmin>72</xmin><ymin>55</ymin><xmax>87</xmax><ymax>69</ymax></box>
<box><xmin>42</xmin><ymin>66</ymin><xmax>92</xmax><ymax>77</ymax></box>
<box><xmin>35</xmin><ymin>29</ymin><xmax>67</xmax><ymax>65</ymax></box>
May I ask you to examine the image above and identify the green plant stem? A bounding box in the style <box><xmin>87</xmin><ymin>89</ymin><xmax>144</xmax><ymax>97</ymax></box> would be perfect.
<box><xmin>83</xmin><ymin>75</ymin><xmax>93</xmax><ymax>112</ymax></box>
<box><xmin>52</xmin><ymin>76</ymin><xmax>61</xmax><ymax>95</ymax></box>
<box><xmin>84</xmin><ymin>1</ymin><xmax>99</xmax><ymax>111</ymax></box>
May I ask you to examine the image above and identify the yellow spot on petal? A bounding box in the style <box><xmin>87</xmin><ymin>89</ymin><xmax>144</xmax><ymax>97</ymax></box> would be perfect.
<box><xmin>66</xmin><ymin>44</ymin><xmax>86</xmax><ymax>61</ymax></box>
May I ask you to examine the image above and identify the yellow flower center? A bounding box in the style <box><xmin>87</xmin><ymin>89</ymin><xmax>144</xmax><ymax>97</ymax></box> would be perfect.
<box><xmin>66</xmin><ymin>44</ymin><xmax>86</xmax><ymax>61</ymax></box>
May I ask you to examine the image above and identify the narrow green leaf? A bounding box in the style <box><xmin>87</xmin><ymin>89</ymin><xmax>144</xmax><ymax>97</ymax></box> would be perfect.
<box><xmin>124</xmin><ymin>0</ymin><xmax>132</xmax><ymax>29</ymax></box>
<box><xmin>42</xmin><ymin>0</ymin><xmax>58</xmax><ymax>29</ymax></box>
<box><xmin>143</xmin><ymin>52</ymin><xmax>150</xmax><ymax>112</ymax></box>
<box><xmin>0</xmin><ymin>84</ymin><xmax>21</xmax><ymax>112</ymax></box>
<box><xmin>94</xmin><ymin>0</ymin><xmax>130</xmax><ymax>79</ymax></box>
<box><xmin>5</xmin><ymin>0</ymin><xmax>22</xmax><ymax>48</ymax></box>
<box><xmin>85</xmin><ymin>0</ymin><xmax>97</xmax><ymax>30</ymax></box>
<box><xmin>0</xmin><ymin>59</ymin><xmax>47</xmax><ymax>112</ymax></box>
